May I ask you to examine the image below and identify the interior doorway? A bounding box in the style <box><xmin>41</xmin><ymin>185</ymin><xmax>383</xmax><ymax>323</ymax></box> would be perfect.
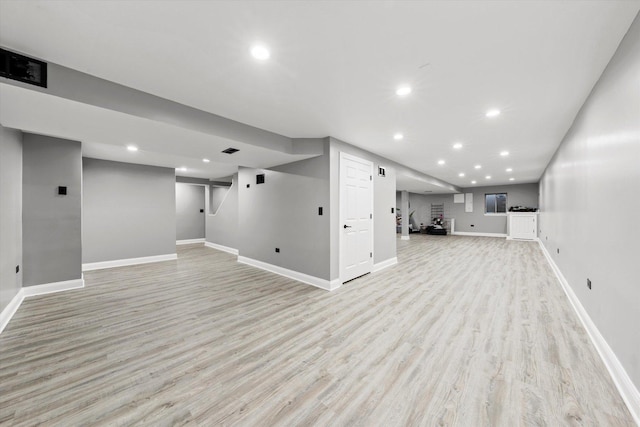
<box><xmin>176</xmin><ymin>183</ymin><xmax>205</xmax><ymax>242</ymax></box>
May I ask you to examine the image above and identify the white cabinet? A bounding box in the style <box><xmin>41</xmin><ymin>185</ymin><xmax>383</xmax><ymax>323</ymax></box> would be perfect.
<box><xmin>507</xmin><ymin>212</ymin><xmax>538</xmax><ymax>240</ymax></box>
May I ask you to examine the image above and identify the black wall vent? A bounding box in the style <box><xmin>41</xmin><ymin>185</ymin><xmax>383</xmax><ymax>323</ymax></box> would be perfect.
<box><xmin>222</xmin><ymin>147</ymin><xmax>239</xmax><ymax>154</ymax></box>
<box><xmin>0</xmin><ymin>48</ymin><xmax>47</xmax><ymax>88</ymax></box>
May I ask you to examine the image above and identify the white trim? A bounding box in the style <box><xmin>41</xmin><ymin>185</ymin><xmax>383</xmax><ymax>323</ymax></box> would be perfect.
<box><xmin>0</xmin><ymin>277</ymin><xmax>84</xmax><ymax>334</ymax></box>
<box><xmin>238</xmin><ymin>256</ymin><xmax>340</xmax><ymax>291</ymax></box>
<box><xmin>204</xmin><ymin>241</ymin><xmax>239</xmax><ymax>255</ymax></box>
<box><xmin>400</xmin><ymin>235</ymin><xmax>410</xmax><ymax>240</ymax></box>
<box><xmin>0</xmin><ymin>290</ymin><xmax>24</xmax><ymax>334</ymax></box>
<box><xmin>176</xmin><ymin>238</ymin><xmax>205</xmax><ymax>245</ymax></box>
<box><xmin>21</xmin><ymin>277</ymin><xmax>85</xmax><ymax>297</ymax></box>
<box><xmin>538</xmin><ymin>240</ymin><xmax>640</xmax><ymax>425</ymax></box>
<box><xmin>452</xmin><ymin>231</ymin><xmax>507</xmax><ymax>238</ymax></box>
<box><xmin>82</xmin><ymin>254</ymin><xmax>177</xmax><ymax>271</ymax></box>
<box><xmin>372</xmin><ymin>257</ymin><xmax>398</xmax><ymax>273</ymax></box>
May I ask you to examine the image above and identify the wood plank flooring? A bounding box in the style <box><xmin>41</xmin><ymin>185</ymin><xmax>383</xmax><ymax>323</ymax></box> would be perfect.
<box><xmin>0</xmin><ymin>235</ymin><xmax>634</xmax><ymax>426</ymax></box>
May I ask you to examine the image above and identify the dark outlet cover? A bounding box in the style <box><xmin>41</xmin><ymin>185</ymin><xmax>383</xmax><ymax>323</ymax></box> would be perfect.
<box><xmin>587</xmin><ymin>278</ymin><xmax>592</xmax><ymax>290</ymax></box>
<box><xmin>275</xmin><ymin>248</ymin><xmax>280</xmax><ymax>253</ymax></box>
<box><xmin>391</xmin><ymin>207</ymin><xmax>394</xmax><ymax>214</ymax></box>
<box><xmin>256</xmin><ymin>174</ymin><xmax>265</xmax><ymax>184</ymax></box>
<box><xmin>557</xmin><ymin>248</ymin><xmax>560</xmax><ymax>254</ymax></box>
<box><xmin>246</xmin><ymin>184</ymin><xmax>250</xmax><ymax>188</ymax></box>
<box><xmin>16</xmin><ymin>265</ymin><xmax>19</xmax><ymax>273</ymax></box>
<box><xmin>318</xmin><ymin>207</ymin><xmax>323</xmax><ymax>215</ymax></box>
<box><xmin>58</xmin><ymin>186</ymin><xmax>67</xmax><ymax>195</ymax></box>
<box><xmin>200</xmin><ymin>209</ymin><xmax>204</xmax><ymax>213</ymax></box>
<box><xmin>470</xmin><ymin>224</ymin><xmax>474</xmax><ymax>227</ymax></box>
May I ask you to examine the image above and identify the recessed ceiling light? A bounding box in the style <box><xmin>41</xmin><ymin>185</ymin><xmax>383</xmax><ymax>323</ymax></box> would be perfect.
<box><xmin>458</xmin><ymin>173</ymin><xmax>465</xmax><ymax>177</ymax></box>
<box><xmin>509</xmin><ymin>177</ymin><xmax>515</xmax><ymax>181</ymax></box>
<box><xmin>203</xmin><ymin>158</ymin><xmax>210</xmax><ymax>163</ymax></box>
<box><xmin>393</xmin><ymin>133</ymin><xmax>404</xmax><ymax>141</ymax></box>
<box><xmin>485</xmin><ymin>175</ymin><xmax>491</xmax><ymax>179</ymax></box>
<box><xmin>176</xmin><ymin>167</ymin><xmax>187</xmax><ymax>172</ymax></box>
<box><xmin>453</xmin><ymin>142</ymin><xmax>463</xmax><ymax>150</ymax></box>
<box><xmin>474</xmin><ymin>165</ymin><xmax>482</xmax><ymax>169</ymax></box>
<box><xmin>471</xmin><ymin>180</ymin><xmax>477</xmax><ymax>184</ymax></box>
<box><xmin>486</xmin><ymin>109</ymin><xmax>501</xmax><ymax>118</ymax></box>
<box><xmin>251</xmin><ymin>44</ymin><xmax>270</xmax><ymax>60</ymax></box>
<box><xmin>500</xmin><ymin>151</ymin><xmax>509</xmax><ymax>157</ymax></box>
<box><xmin>437</xmin><ymin>160</ymin><xmax>445</xmax><ymax>165</ymax></box>
<box><xmin>506</xmin><ymin>167</ymin><xmax>512</xmax><ymax>172</ymax></box>
<box><xmin>126</xmin><ymin>145</ymin><xmax>138</xmax><ymax>152</ymax></box>
<box><xmin>396</xmin><ymin>86</ymin><xmax>412</xmax><ymax>96</ymax></box>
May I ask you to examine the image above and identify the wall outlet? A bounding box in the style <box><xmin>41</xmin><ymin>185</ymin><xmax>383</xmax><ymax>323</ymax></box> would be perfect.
<box><xmin>318</xmin><ymin>207</ymin><xmax>323</xmax><ymax>215</ymax></box>
<box><xmin>16</xmin><ymin>265</ymin><xmax>19</xmax><ymax>273</ymax></box>
<box><xmin>275</xmin><ymin>248</ymin><xmax>280</xmax><ymax>253</ymax></box>
<box><xmin>587</xmin><ymin>278</ymin><xmax>591</xmax><ymax>290</ymax></box>
<box><xmin>557</xmin><ymin>248</ymin><xmax>560</xmax><ymax>254</ymax></box>
<box><xmin>470</xmin><ymin>224</ymin><xmax>474</xmax><ymax>227</ymax></box>
<box><xmin>246</xmin><ymin>184</ymin><xmax>250</xmax><ymax>188</ymax></box>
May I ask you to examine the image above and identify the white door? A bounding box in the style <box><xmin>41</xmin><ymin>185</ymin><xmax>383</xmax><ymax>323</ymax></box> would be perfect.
<box><xmin>340</xmin><ymin>152</ymin><xmax>373</xmax><ymax>283</ymax></box>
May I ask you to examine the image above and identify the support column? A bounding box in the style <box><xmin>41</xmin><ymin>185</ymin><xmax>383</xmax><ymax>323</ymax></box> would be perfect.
<box><xmin>401</xmin><ymin>190</ymin><xmax>410</xmax><ymax>240</ymax></box>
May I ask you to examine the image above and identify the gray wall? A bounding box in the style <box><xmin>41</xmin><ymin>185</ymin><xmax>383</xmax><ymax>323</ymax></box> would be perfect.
<box><xmin>83</xmin><ymin>158</ymin><xmax>176</xmax><ymax>263</ymax></box>
<box><xmin>22</xmin><ymin>134</ymin><xmax>82</xmax><ymax>286</ymax></box>
<box><xmin>210</xmin><ymin>186</ymin><xmax>230</xmax><ymax>214</ymax></box>
<box><xmin>539</xmin><ymin>14</ymin><xmax>640</xmax><ymax>388</ymax></box>
<box><xmin>238</xmin><ymin>150</ymin><xmax>331</xmax><ymax>279</ymax></box>
<box><xmin>0</xmin><ymin>125</ymin><xmax>22</xmax><ymax>310</ymax></box>
<box><xmin>329</xmin><ymin>138</ymin><xmax>398</xmax><ymax>280</ymax></box>
<box><xmin>206</xmin><ymin>174</ymin><xmax>238</xmax><ymax>250</ymax></box>
<box><xmin>404</xmin><ymin>183</ymin><xmax>539</xmax><ymax>234</ymax></box>
<box><xmin>176</xmin><ymin>183</ymin><xmax>205</xmax><ymax>240</ymax></box>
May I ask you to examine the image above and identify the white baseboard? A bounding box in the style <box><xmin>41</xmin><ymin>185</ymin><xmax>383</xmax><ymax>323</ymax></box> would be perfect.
<box><xmin>238</xmin><ymin>256</ymin><xmax>340</xmax><ymax>291</ymax></box>
<box><xmin>82</xmin><ymin>253</ymin><xmax>177</xmax><ymax>271</ymax></box>
<box><xmin>0</xmin><ymin>290</ymin><xmax>24</xmax><ymax>334</ymax></box>
<box><xmin>506</xmin><ymin>237</ymin><xmax>539</xmax><ymax>241</ymax></box>
<box><xmin>204</xmin><ymin>241</ymin><xmax>239</xmax><ymax>255</ymax></box>
<box><xmin>452</xmin><ymin>231</ymin><xmax>507</xmax><ymax>238</ymax></box>
<box><xmin>373</xmin><ymin>257</ymin><xmax>398</xmax><ymax>273</ymax></box>
<box><xmin>0</xmin><ymin>277</ymin><xmax>84</xmax><ymax>334</ymax></box>
<box><xmin>400</xmin><ymin>235</ymin><xmax>410</xmax><ymax>240</ymax></box>
<box><xmin>538</xmin><ymin>240</ymin><xmax>640</xmax><ymax>424</ymax></box>
<box><xmin>176</xmin><ymin>238</ymin><xmax>205</xmax><ymax>245</ymax></box>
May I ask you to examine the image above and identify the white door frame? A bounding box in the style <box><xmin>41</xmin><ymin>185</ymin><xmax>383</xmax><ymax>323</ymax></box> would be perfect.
<box><xmin>339</xmin><ymin>152</ymin><xmax>374</xmax><ymax>283</ymax></box>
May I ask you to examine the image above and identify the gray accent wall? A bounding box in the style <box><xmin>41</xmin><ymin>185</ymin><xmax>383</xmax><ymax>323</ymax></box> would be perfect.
<box><xmin>405</xmin><ymin>183</ymin><xmax>539</xmax><ymax>234</ymax></box>
<box><xmin>0</xmin><ymin>125</ymin><xmax>22</xmax><ymax>310</ymax></box>
<box><xmin>238</xmin><ymin>149</ymin><xmax>331</xmax><ymax>279</ymax></box>
<box><xmin>82</xmin><ymin>158</ymin><xmax>176</xmax><ymax>263</ymax></box>
<box><xmin>206</xmin><ymin>174</ymin><xmax>238</xmax><ymax>250</ymax></box>
<box><xmin>22</xmin><ymin>134</ymin><xmax>82</xmax><ymax>286</ymax></box>
<box><xmin>176</xmin><ymin>184</ymin><xmax>205</xmax><ymax>240</ymax></box>
<box><xmin>539</xmin><ymin>14</ymin><xmax>640</xmax><ymax>388</ymax></box>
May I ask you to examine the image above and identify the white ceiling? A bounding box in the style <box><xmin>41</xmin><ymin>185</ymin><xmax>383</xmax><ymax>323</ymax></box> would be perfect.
<box><xmin>1</xmin><ymin>0</ymin><xmax>638</xmax><ymax>190</ymax></box>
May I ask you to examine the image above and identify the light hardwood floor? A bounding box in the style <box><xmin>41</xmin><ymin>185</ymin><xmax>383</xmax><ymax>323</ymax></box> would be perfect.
<box><xmin>0</xmin><ymin>235</ymin><xmax>634</xmax><ymax>426</ymax></box>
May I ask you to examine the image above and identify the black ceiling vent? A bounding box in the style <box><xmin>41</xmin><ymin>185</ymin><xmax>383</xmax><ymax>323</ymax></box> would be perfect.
<box><xmin>0</xmin><ymin>48</ymin><xmax>47</xmax><ymax>88</ymax></box>
<box><xmin>222</xmin><ymin>147</ymin><xmax>239</xmax><ymax>154</ymax></box>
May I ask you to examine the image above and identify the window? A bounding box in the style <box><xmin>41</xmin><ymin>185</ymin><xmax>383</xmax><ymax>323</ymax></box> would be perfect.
<box><xmin>485</xmin><ymin>193</ymin><xmax>507</xmax><ymax>214</ymax></box>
